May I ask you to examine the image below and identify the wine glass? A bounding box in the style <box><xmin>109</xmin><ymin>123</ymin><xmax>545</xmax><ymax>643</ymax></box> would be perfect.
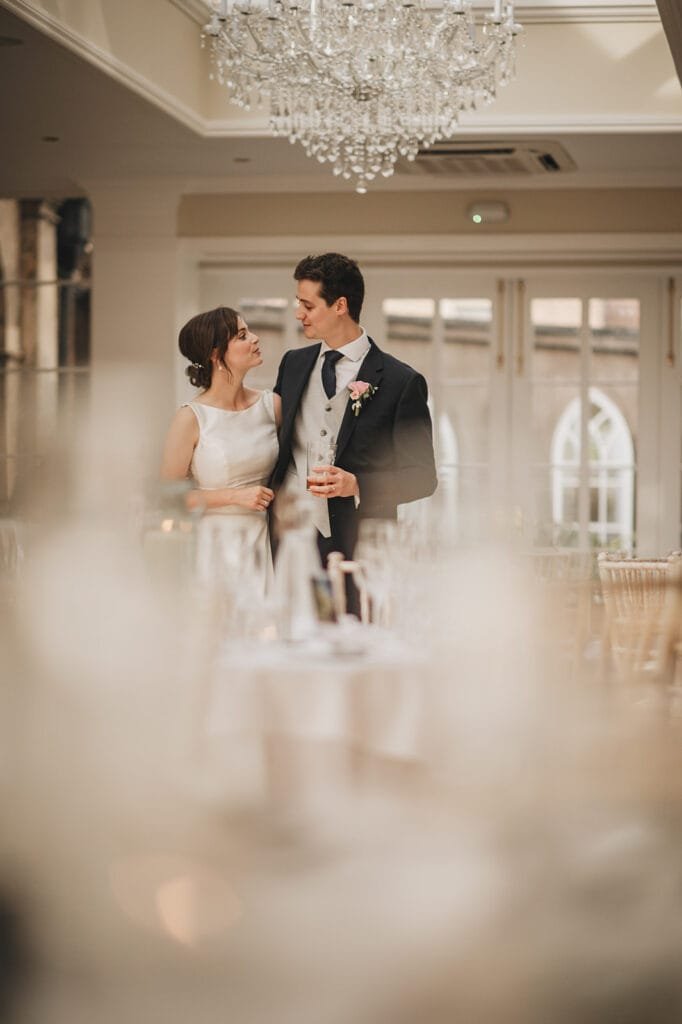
<box><xmin>355</xmin><ymin>518</ymin><xmax>397</xmax><ymax>627</ymax></box>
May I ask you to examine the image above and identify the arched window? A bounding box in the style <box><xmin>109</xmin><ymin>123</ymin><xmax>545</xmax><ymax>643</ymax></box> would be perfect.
<box><xmin>551</xmin><ymin>387</ymin><xmax>634</xmax><ymax>549</ymax></box>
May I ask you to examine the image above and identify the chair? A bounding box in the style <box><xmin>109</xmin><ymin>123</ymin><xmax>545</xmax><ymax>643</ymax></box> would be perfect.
<box><xmin>527</xmin><ymin>548</ymin><xmax>596</xmax><ymax>678</ymax></box>
<box><xmin>597</xmin><ymin>551</ymin><xmax>682</xmax><ymax>687</ymax></box>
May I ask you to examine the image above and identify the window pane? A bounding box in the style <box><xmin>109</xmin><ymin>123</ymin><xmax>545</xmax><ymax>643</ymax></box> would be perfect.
<box><xmin>433</xmin><ymin>383</ymin><xmax>490</xmax><ymax>543</ymax></box>
<box><xmin>529</xmin><ymin>466</ymin><xmax>580</xmax><ymax>548</ymax></box>
<box><xmin>601</xmin><ymin>469</ymin><xmax>634</xmax><ymax>538</ymax></box>
<box><xmin>563</xmin><ymin>485</ymin><xmax>580</xmax><ymax>524</ymax></box>
<box><xmin>530</xmin><ymin>298</ymin><xmax>582</xmax><ymax>381</ymax></box>
<box><xmin>535</xmin><ymin>386</ymin><xmax>582</xmax><ymax>546</ymax></box>
<box><xmin>382</xmin><ymin>298</ymin><xmax>434</xmax><ymax>378</ymax></box>
<box><xmin>589</xmin><ymin>298</ymin><xmax>639</xmax><ymax>383</ymax></box>
<box><xmin>586</xmin><ymin>385</ymin><xmax>637</xmax><ymax>465</ymax></box>
<box><xmin>439</xmin><ymin>298</ymin><xmax>492</xmax><ymax>379</ymax></box>
<box><xmin>546</xmin><ymin>387</ymin><xmax>635</xmax><ymax>551</ymax></box>
<box><xmin>449</xmin><ymin>465</ymin><xmax>491</xmax><ymax>544</ymax></box>
<box><xmin>439</xmin><ymin>384</ymin><xmax>489</xmax><ymax>465</ymax></box>
<box><xmin>533</xmin><ymin>384</ymin><xmax>581</xmax><ymax>465</ymax></box>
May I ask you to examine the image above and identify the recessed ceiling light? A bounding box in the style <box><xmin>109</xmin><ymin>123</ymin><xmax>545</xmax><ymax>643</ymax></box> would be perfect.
<box><xmin>42</xmin><ymin>136</ymin><xmax>60</xmax><ymax>143</ymax></box>
<box><xmin>0</xmin><ymin>35</ymin><xmax>23</xmax><ymax>46</ymax></box>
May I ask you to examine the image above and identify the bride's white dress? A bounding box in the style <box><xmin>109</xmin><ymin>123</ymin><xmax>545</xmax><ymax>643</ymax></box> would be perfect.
<box><xmin>186</xmin><ymin>391</ymin><xmax>279</xmax><ymax>596</ymax></box>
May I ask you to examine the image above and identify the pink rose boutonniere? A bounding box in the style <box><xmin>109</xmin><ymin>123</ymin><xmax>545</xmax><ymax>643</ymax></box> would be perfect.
<box><xmin>347</xmin><ymin>380</ymin><xmax>378</xmax><ymax>416</ymax></box>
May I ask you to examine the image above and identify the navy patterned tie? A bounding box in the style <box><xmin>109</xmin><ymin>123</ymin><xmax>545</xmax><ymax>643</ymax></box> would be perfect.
<box><xmin>321</xmin><ymin>350</ymin><xmax>343</xmax><ymax>399</ymax></box>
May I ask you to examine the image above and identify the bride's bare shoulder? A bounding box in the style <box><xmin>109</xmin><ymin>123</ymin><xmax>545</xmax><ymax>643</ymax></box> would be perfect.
<box><xmin>168</xmin><ymin>404</ymin><xmax>200</xmax><ymax>439</ymax></box>
<box><xmin>160</xmin><ymin>404</ymin><xmax>199</xmax><ymax>478</ymax></box>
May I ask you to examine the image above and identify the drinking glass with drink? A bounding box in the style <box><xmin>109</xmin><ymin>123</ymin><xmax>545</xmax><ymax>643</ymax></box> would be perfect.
<box><xmin>306</xmin><ymin>439</ymin><xmax>337</xmax><ymax>491</ymax></box>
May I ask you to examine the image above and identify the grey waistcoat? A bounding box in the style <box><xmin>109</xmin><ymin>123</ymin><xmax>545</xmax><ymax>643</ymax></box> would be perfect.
<box><xmin>288</xmin><ymin>365</ymin><xmax>349</xmax><ymax>537</ymax></box>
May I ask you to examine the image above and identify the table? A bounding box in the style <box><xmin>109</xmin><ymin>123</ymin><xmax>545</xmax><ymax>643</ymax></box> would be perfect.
<box><xmin>199</xmin><ymin>628</ymin><xmax>431</xmax><ymax>806</ymax></box>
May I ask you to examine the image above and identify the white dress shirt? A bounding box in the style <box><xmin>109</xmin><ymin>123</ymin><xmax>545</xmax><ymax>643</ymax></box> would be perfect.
<box><xmin>319</xmin><ymin>331</ymin><xmax>370</xmax><ymax>506</ymax></box>
<box><xmin>319</xmin><ymin>331</ymin><xmax>371</xmax><ymax>396</ymax></box>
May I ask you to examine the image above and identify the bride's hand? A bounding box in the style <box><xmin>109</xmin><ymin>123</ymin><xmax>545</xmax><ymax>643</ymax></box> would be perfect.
<box><xmin>235</xmin><ymin>485</ymin><xmax>275</xmax><ymax>512</ymax></box>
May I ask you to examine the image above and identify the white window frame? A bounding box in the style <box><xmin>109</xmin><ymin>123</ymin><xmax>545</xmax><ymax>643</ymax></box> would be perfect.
<box><xmin>552</xmin><ymin>386</ymin><xmax>635</xmax><ymax>549</ymax></box>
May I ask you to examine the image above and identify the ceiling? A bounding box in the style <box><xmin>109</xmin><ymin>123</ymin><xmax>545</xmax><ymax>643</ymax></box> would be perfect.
<box><xmin>0</xmin><ymin>0</ymin><xmax>681</xmax><ymax>199</ymax></box>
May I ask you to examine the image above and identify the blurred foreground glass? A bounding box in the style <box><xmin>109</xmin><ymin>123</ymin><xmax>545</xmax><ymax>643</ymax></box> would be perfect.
<box><xmin>140</xmin><ymin>480</ymin><xmax>203</xmax><ymax>590</ymax></box>
<box><xmin>0</xmin><ymin>518</ymin><xmax>23</xmax><ymax>608</ymax></box>
<box><xmin>232</xmin><ymin>539</ymin><xmax>271</xmax><ymax>639</ymax></box>
<box><xmin>193</xmin><ymin>517</ymin><xmax>275</xmax><ymax>643</ymax></box>
<box><xmin>355</xmin><ymin>518</ymin><xmax>398</xmax><ymax>627</ymax></box>
<box><xmin>198</xmin><ymin>519</ymin><xmax>246</xmax><ymax>636</ymax></box>
<box><xmin>273</xmin><ymin>491</ymin><xmax>323</xmax><ymax>642</ymax></box>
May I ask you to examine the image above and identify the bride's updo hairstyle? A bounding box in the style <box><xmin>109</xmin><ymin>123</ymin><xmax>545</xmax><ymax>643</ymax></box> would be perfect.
<box><xmin>178</xmin><ymin>306</ymin><xmax>240</xmax><ymax>389</ymax></box>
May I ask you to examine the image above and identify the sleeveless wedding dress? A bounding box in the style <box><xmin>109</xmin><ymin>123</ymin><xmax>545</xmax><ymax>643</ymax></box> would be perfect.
<box><xmin>186</xmin><ymin>391</ymin><xmax>279</xmax><ymax>596</ymax></box>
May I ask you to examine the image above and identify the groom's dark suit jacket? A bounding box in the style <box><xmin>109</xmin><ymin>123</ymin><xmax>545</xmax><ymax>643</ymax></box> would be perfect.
<box><xmin>271</xmin><ymin>338</ymin><xmax>437</xmax><ymax>560</ymax></box>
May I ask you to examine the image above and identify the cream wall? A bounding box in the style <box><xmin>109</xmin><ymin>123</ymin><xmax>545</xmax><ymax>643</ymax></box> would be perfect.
<box><xmin>4</xmin><ymin>0</ymin><xmax>208</xmax><ymax>128</ymax></box>
<box><xmin>473</xmin><ymin>20</ymin><xmax>682</xmax><ymax>128</ymax></box>
<box><xmin>177</xmin><ymin>189</ymin><xmax>682</xmax><ymax>237</ymax></box>
<box><xmin>86</xmin><ymin>180</ymin><xmax>182</xmax><ymax>473</ymax></box>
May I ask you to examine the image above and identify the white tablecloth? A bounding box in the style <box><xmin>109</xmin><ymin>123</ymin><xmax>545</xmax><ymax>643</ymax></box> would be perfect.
<box><xmin>205</xmin><ymin>630</ymin><xmax>428</xmax><ymax>762</ymax></box>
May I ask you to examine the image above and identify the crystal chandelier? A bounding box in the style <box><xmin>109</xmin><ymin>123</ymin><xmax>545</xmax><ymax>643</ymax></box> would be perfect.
<box><xmin>202</xmin><ymin>1</ymin><xmax>522</xmax><ymax>193</ymax></box>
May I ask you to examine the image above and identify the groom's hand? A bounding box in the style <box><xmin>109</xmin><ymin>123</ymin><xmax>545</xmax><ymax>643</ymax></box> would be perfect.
<box><xmin>307</xmin><ymin>466</ymin><xmax>359</xmax><ymax>500</ymax></box>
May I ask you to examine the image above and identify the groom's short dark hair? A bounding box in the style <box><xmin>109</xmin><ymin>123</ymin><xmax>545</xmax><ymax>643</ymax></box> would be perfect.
<box><xmin>294</xmin><ymin>253</ymin><xmax>364</xmax><ymax>324</ymax></box>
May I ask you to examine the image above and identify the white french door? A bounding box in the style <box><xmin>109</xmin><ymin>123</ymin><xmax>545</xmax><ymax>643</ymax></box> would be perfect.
<box><xmin>195</xmin><ymin>263</ymin><xmax>679</xmax><ymax>554</ymax></box>
<box><xmin>513</xmin><ymin>273</ymin><xmax>661</xmax><ymax>553</ymax></box>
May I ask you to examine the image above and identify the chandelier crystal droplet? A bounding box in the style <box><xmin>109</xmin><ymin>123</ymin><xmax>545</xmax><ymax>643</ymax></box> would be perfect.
<box><xmin>202</xmin><ymin>0</ymin><xmax>522</xmax><ymax>193</ymax></box>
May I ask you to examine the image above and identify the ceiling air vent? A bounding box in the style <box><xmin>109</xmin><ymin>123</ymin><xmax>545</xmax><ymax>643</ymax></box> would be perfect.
<box><xmin>397</xmin><ymin>140</ymin><xmax>577</xmax><ymax>177</ymax></box>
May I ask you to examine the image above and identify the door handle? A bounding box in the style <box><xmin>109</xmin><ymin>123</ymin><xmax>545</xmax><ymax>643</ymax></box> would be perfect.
<box><xmin>667</xmin><ymin>277</ymin><xmax>676</xmax><ymax>368</ymax></box>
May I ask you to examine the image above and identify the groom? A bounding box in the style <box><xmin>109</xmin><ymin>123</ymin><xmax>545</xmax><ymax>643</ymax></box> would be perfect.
<box><xmin>272</xmin><ymin>252</ymin><xmax>437</xmax><ymax>572</ymax></box>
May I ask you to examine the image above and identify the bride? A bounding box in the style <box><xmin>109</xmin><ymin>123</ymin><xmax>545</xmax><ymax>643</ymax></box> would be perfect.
<box><xmin>161</xmin><ymin>306</ymin><xmax>281</xmax><ymax>595</ymax></box>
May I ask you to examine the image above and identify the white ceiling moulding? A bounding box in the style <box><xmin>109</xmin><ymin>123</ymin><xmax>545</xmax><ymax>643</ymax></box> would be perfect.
<box><xmin>182</xmin><ymin>171</ymin><xmax>682</xmax><ymax>193</ymax></box>
<box><xmin>453</xmin><ymin>114</ymin><xmax>682</xmax><ymax>131</ymax></box>
<box><xmin>514</xmin><ymin>1</ymin><xmax>658</xmax><ymax>23</ymax></box>
<box><xmin>2</xmin><ymin>0</ymin><xmax>207</xmax><ymax>134</ymax></box>
<box><xmin>171</xmin><ymin>0</ymin><xmax>660</xmax><ymax>27</ymax></box>
<box><xmin>201</xmin><ymin>113</ymin><xmax>682</xmax><ymax>138</ymax></box>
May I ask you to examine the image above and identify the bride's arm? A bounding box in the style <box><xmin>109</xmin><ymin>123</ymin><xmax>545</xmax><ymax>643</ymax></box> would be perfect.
<box><xmin>190</xmin><ymin>486</ymin><xmax>274</xmax><ymax>512</ymax></box>
<box><xmin>160</xmin><ymin>406</ymin><xmax>199</xmax><ymax>480</ymax></box>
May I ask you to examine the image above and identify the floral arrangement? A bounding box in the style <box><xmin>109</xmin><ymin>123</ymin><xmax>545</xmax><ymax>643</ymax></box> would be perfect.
<box><xmin>347</xmin><ymin>380</ymin><xmax>378</xmax><ymax>416</ymax></box>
